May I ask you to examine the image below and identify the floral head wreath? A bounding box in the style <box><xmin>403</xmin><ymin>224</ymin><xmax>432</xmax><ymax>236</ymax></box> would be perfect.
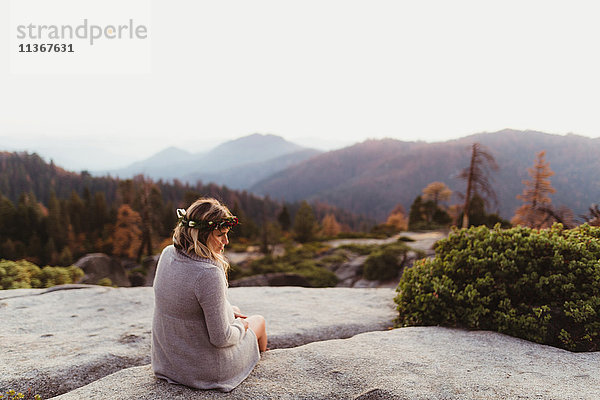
<box><xmin>176</xmin><ymin>208</ymin><xmax>239</xmax><ymax>231</ymax></box>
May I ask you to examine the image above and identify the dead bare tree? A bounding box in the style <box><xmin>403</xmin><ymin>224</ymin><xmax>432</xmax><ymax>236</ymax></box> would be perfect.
<box><xmin>459</xmin><ymin>143</ymin><xmax>498</xmax><ymax>228</ymax></box>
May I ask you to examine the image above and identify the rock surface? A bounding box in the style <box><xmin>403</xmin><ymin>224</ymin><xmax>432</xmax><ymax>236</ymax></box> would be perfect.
<box><xmin>0</xmin><ymin>286</ymin><xmax>395</xmax><ymax>398</ymax></box>
<box><xmin>3</xmin><ymin>282</ymin><xmax>599</xmax><ymax>400</ymax></box>
<box><xmin>53</xmin><ymin>327</ymin><xmax>600</xmax><ymax>400</ymax></box>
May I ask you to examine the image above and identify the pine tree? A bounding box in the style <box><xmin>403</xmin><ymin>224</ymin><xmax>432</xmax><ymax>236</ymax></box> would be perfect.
<box><xmin>511</xmin><ymin>151</ymin><xmax>557</xmax><ymax>228</ymax></box>
<box><xmin>46</xmin><ymin>190</ymin><xmax>67</xmax><ymax>251</ymax></box>
<box><xmin>0</xmin><ymin>194</ymin><xmax>18</xmax><ymax>241</ymax></box>
<box><xmin>277</xmin><ymin>205</ymin><xmax>291</xmax><ymax>231</ymax></box>
<box><xmin>293</xmin><ymin>201</ymin><xmax>317</xmax><ymax>243</ymax></box>
<box><xmin>408</xmin><ymin>196</ymin><xmax>426</xmax><ymax>229</ymax></box>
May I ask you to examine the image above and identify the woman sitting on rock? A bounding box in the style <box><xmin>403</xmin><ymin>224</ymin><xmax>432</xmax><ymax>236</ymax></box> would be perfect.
<box><xmin>152</xmin><ymin>197</ymin><xmax>267</xmax><ymax>392</ymax></box>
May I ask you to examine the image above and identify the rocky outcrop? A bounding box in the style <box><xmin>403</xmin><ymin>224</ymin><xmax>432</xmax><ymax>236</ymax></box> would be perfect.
<box><xmin>74</xmin><ymin>253</ymin><xmax>131</xmax><ymax>287</ymax></box>
<box><xmin>2</xmin><ymin>283</ymin><xmax>598</xmax><ymax>400</ymax></box>
<box><xmin>0</xmin><ymin>286</ymin><xmax>395</xmax><ymax>398</ymax></box>
<box><xmin>52</xmin><ymin>326</ymin><xmax>600</xmax><ymax>400</ymax></box>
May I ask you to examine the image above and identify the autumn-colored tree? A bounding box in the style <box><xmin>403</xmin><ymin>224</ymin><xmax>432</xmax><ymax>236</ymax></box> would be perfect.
<box><xmin>113</xmin><ymin>204</ymin><xmax>142</xmax><ymax>259</ymax></box>
<box><xmin>422</xmin><ymin>182</ymin><xmax>452</xmax><ymax>208</ymax></box>
<box><xmin>459</xmin><ymin>143</ymin><xmax>498</xmax><ymax>228</ymax></box>
<box><xmin>386</xmin><ymin>204</ymin><xmax>408</xmax><ymax>231</ymax></box>
<box><xmin>511</xmin><ymin>151</ymin><xmax>557</xmax><ymax>228</ymax></box>
<box><xmin>321</xmin><ymin>213</ymin><xmax>342</xmax><ymax>237</ymax></box>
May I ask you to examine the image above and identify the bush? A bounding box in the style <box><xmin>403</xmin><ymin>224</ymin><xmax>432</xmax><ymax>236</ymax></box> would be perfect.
<box><xmin>337</xmin><ymin>244</ymin><xmax>378</xmax><ymax>255</ymax></box>
<box><xmin>319</xmin><ymin>252</ymin><xmax>349</xmax><ymax>266</ymax></box>
<box><xmin>245</xmin><ymin>244</ymin><xmax>338</xmax><ymax>287</ymax></box>
<box><xmin>0</xmin><ymin>259</ymin><xmax>84</xmax><ymax>290</ymax></box>
<box><xmin>394</xmin><ymin>224</ymin><xmax>600</xmax><ymax>352</ymax></box>
<box><xmin>363</xmin><ymin>242</ymin><xmax>410</xmax><ymax>281</ymax></box>
<box><xmin>370</xmin><ymin>223</ymin><xmax>401</xmax><ymax>237</ymax></box>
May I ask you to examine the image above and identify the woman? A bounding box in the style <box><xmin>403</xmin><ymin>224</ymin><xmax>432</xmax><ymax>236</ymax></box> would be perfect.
<box><xmin>151</xmin><ymin>197</ymin><xmax>268</xmax><ymax>392</ymax></box>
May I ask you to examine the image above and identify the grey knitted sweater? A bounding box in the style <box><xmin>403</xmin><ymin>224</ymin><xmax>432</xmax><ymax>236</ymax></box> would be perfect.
<box><xmin>151</xmin><ymin>245</ymin><xmax>260</xmax><ymax>392</ymax></box>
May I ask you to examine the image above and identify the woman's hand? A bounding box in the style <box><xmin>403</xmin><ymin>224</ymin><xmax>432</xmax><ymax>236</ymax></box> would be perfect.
<box><xmin>241</xmin><ymin>319</ymin><xmax>249</xmax><ymax>331</ymax></box>
<box><xmin>232</xmin><ymin>305</ymin><xmax>247</xmax><ymax>319</ymax></box>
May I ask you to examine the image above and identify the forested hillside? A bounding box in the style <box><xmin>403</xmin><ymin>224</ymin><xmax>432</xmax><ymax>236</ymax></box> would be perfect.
<box><xmin>251</xmin><ymin>130</ymin><xmax>600</xmax><ymax>221</ymax></box>
<box><xmin>0</xmin><ymin>152</ymin><xmax>371</xmax><ymax>265</ymax></box>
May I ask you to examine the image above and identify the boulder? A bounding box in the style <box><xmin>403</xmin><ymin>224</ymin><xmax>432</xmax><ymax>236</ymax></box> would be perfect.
<box><xmin>52</xmin><ymin>327</ymin><xmax>600</xmax><ymax>400</ymax></box>
<box><xmin>334</xmin><ymin>255</ymin><xmax>367</xmax><ymax>287</ymax></box>
<box><xmin>74</xmin><ymin>253</ymin><xmax>130</xmax><ymax>287</ymax></box>
<box><xmin>0</xmin><ymin>286</ymin><xmax>396</xmax><ymax>398</ymax></box>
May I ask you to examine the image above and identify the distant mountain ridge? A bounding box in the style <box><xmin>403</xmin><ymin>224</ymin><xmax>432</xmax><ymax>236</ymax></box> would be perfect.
<box><xmin>100</xmin><ymin>133</ymin><xmax>321</xmax><ymax>189</ymax></box>
<box><xmin>251</xmin><ymin>130</ymin><xmax>600</xmax><ymax>221</ymax></box>
<box><xmin>7</xmin><ymin>129</ymin><xmax>599</xmax><ymax>225</ymax></box>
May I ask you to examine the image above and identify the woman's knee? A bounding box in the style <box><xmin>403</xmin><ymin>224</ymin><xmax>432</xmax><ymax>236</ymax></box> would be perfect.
<box><xmin>248</xmin><ymin>315</ymin><xmax>266</xmax><ymax>334</ymax></box>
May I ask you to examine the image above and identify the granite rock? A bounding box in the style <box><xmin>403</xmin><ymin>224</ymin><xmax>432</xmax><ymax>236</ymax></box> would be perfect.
<box><xmin>74</xmin><ymin>253</ymin><xmax>130</xmax><ymax>287</ymax></box>
<box><xmin>0</xmin><ymin>286</ymin><xmax>395</xmax><ymax>398</ymax></box>
<box><xmin>52</xmin><ymin>327</ymin><xmax>600</xmax><ymax>400</ymax></box>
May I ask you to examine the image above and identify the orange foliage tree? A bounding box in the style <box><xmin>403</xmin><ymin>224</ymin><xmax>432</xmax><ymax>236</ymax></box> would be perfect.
<box><xmin>422</xmin><ymin>182</ymin><xmax>452</xmax><ymax>208</ymax></box>
<box><xmin>386</xmin><ymin>204</ymin><xmax>408</xmax><ymax>231</ymax></box>
<box><xmin>321</xmin><ymin>213</ymin><xmax>342</xmax><ymax>237</ymax></box>
<box><xmin>511</xmin><ymin>151</ymin><xmax>556</xmax><ymax>228</ymax></box>
<box><xmin>113</xmin><ymin>204</ymin><xmax>143</xmax><ymax>259</ymax></box>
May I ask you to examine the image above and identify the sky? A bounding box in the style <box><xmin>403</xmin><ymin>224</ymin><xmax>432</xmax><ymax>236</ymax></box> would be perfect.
<box><xmin>1</xmin><ymin>0</ymin><xmax>600</xmax><ymax>171</ymax></box>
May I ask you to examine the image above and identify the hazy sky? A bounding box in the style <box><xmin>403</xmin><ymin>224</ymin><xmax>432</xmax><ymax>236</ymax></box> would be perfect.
<box><xmin>1</xmin><ymin>1</ymin><xmax>600</xmax><ymax>170</ymax></box>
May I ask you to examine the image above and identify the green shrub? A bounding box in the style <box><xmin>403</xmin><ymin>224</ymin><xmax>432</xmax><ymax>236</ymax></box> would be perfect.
<box><xmin>394</xmin><ymin>224</ymin><xmax>600</xmax><ymax>352</ymax></box>
<box><xmin>0</xmin><ymin>259</ymin><xmax>83</xmax><ymax>290</ymax></box>
<box><xmin>370</xmin><ymin>223</ymin><xmax>401</xmax><ymax>237</ymax></box>
<box><xmin>97</xmin><ymin>277</ymin><xmax>113</xmax><ymax>287</ymax></box>
<box><xmin>363</xmin><ymin>242</ymin><xmax>410</xmax><ymax>281</ymax></box>
<box><xmin>337</xmin><ymin>243</ymin><xmax>378</xmax><ymax>255</ymax></box>
<box><xmin>245</xmin><ymin>244</ymin><xmax>338</xmax><ymax>287</ymax></box>
<box><xmin>319</xmin><ymin>252</ymin><xmax>350</xmax><ymax>266</ymax></box>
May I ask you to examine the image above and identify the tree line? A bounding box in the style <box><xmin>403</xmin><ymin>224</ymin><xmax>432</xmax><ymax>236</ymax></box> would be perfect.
<box><xmin>0</xmin><ymin>152</ymin><xmax>370</xmax><ymax>266</ymax></box>
<box><xmin>388</xmin><ymin>144</ymin><xmax>599</xmax><ymax>232</ymax></box>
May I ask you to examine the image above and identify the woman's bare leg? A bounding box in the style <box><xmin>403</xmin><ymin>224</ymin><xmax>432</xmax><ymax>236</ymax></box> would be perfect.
<box><xmin>246</xmin><ymin>315</ymin><xmax>268</xmax><ymax>352</ymax></box>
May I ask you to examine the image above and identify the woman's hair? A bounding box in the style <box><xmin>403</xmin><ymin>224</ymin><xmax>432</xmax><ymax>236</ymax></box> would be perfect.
<box><xmin>172</xmin><ymin>197</ymin><xmax>235</xmax><ymax>276</ymax></box>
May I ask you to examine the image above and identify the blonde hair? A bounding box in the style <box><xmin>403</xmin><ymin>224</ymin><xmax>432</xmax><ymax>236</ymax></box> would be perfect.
<box><xmin>172</xmin><ymin>197</ymin><xmax>233</xmax><ymax>276</ymax></box>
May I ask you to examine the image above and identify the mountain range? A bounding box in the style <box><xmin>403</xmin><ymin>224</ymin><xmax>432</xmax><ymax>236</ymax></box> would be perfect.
<box><xmin>251</xmin><ymin>129</ymin><xmax>600</xmax><ymax>221</ymax></box>
<box><xmin>92</xmin><ymin>129</ymin><xmax>600</xmax><ymax>223</ymax></box>
<box><xmin>99</xmin><ymin>133</ymin><xmax>321</xmax><ymax>190</ymax></box>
